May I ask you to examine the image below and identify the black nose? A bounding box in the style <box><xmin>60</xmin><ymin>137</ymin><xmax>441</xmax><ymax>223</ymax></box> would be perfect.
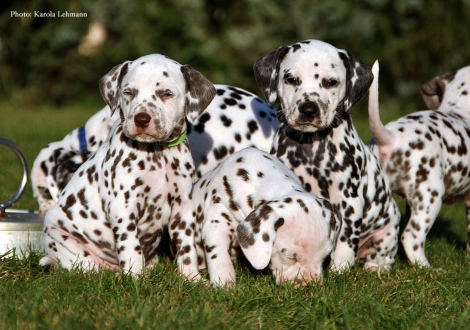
<box><xmin>298</xmin><ymin>101</ymin><xmax>319</xmax><ymax>118</ymax></box>
<box><xmin>134</xmin><ymin>112</ymin><xmax>151</xmax><ymax>127</ymax></box>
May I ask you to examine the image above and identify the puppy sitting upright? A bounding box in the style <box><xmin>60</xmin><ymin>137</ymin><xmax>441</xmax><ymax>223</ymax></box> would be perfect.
<box><xmin>369</xmin><ymin>63</ymin><xmax>470</xmax><ymax>267</ymax></box>
<box><xmin>40</xmin><ymin>54</ymin><xmax>216</xmax><ymax>280</ymax></box>
<box><xmin>254</xmin><ymin>40</ymin><xmax>400</xmax><ymax>272</ymax></box>
<box><xmin>191</xmin><ymin>147</ymin><xmax>340</xmax><ymax>287</ymax></box>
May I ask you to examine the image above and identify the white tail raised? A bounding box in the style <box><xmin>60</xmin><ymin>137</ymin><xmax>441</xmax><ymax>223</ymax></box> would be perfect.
<box><xmin>368</xmin><ymin>60</ymin><xmax>393</xmax><ymax>146</ymax></box>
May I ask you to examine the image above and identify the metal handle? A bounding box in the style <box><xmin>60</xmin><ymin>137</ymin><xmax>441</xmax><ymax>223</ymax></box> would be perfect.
<box><xmin>0</xmin><ymin>138</ymin><xmax>29</xmax><ymax>214</ymax></box>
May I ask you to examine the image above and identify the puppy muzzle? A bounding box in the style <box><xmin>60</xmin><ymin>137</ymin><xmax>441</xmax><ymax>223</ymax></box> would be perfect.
<box><xmin>298</xmin><ymin>101</ymin><xmax>320</xmax><ymax>120</ymax></box>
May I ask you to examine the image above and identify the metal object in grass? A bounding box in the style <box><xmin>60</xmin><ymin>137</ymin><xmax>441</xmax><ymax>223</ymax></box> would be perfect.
<box><xmin>0</xmin><ymin>138</ymin><xmax>43</xmax><ymax>256</ymax></box>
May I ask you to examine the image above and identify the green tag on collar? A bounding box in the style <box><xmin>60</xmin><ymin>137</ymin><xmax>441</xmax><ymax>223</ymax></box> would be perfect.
<box><xmin>157</xmin><ymin>130</ymin><xmax>187</xmax><ymax>147</ymax></box>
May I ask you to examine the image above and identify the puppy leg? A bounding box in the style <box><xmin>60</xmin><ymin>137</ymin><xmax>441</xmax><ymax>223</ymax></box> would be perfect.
<box><xmin>41</xmin><ymin>232</ymin><xmax>110</xmax><ymax>272</ymax></box>
<box><xmin>169</xmin><ymin>205</ymin><xmax>201</xmax><ymax>282</ymax></box>
<box><xmin>41</xmin><ymin>232</ymin><xmax>111</xmax><ymax>272</ymax></box>
<box><xmin>359</xmin><ymin>204</ymin><xmax>400</xmax><ymax>272</ymax></box>
<box><xmin>401</xmin><ymin>184</ymin><xmax>444</xmax><ymax>267</ymax></box>
<box><xmin>331</xmin><ymin>238</ymin><xmax>357</xmax><ymax>272</ymax></box>
<box><xmin>202</xmin><ymin>204</ymin><xmax>238</xmax><ymax>288</ymax></box>
<box><xmin>41</xmin><ymin>207</ymin><xmax>119</xmax><ymax>271</ymax></box>
<box><xmin>331</xmin><ymin>203</ymin><xmax>363</xmax><ymax>272</ymax></box>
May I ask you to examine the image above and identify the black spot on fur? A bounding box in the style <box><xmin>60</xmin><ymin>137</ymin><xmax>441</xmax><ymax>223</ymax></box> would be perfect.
<box><xmin>236</xmin><ymin>168</ymin><xmax>250</xmax><ymax>181</ymax></box>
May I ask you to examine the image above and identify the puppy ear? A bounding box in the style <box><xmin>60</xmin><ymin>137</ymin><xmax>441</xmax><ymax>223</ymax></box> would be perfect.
<box><xmin>421</xmin><ymin>70</ymin><xmax>456</xmax><ymax>109</ymax></box>
<box><xmin>54</xmin><ymin>150</ymin><xmax>84</xmax><ymax>191</ymax></box>
<box><xmin>237</xmin><ymin>202</ymin><xmax>285</xmax><ymax>270</ymax></box>
<box><xmin>99</xmin><ymin>61</ymin><xmax>132</xmax><ymax>117</ymax></box>
<box><xmin>253</xmin><ymin>45</ymin><xmax>290</xmax><ymax>104</ymax></box>
<box><xmin>338</xmin><ymin>51</ymin><xmax>373</xmax><ymax>111</ymax></box>
<box><xmin>180</xmin><ymin>65</ymin><xmax>216</xmax><ymax>123</ymax></box>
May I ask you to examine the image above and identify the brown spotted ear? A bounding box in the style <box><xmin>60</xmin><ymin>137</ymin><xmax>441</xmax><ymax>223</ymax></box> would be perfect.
<box><xmin>338</xmin><ymin>51</ymin><xmax>373</xmax><ymax>112</ymax></box>
<box><xmin>99</xmin><ymin>61</ymin><xmax>132</xmax><ymax>117</ymax></box>
<box><xmin>253</xmin><ymin>45</ymin><xmax>290</xmax><ymax>104</ymax></box>
<box><xmin>180</xmin><ymin>65</ymin><xmax>216</xmax><ymax>123</ymax></box>
<box><xmin>421</xmin><ymin>71</ymin><xmax>456</xmax><ymax>109</ymax></box>
<box><xmin>237</xmin><ymin>202</ymin><xmax>284</xmax><ymax>270</ymax></box>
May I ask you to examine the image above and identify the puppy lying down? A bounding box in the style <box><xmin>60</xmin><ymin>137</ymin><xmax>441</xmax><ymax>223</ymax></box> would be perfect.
<box><xmin>190</xmin><ymin>147</ymin><xmax>340</xmax><ymax>287</ymax></box>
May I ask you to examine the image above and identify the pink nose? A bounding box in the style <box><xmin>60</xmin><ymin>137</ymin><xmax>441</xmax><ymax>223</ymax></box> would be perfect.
<box><xmin>134</xmin><ymin>112</ymin><xmax>151</xmax><ymax>128</ymax></box>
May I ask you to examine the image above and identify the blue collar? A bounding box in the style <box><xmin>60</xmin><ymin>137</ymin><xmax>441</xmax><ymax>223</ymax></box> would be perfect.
<box><xmin>78</xmin><ymin>126</ymin><xmax>88</xmax><ymax>155</ymax></box>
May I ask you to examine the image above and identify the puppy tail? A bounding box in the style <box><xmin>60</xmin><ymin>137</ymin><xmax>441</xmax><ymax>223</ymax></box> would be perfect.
<box><xmin>368</xmin><ymin>60</ymin><xmax>393</xmax><ymax>146</ymax></box>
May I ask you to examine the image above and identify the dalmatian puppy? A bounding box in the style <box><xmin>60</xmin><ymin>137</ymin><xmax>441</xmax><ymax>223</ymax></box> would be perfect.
<box><xmin>31</xmin><ymin>107</ymin><xmax>118</xmax><ymax>214</ymax></box>
<box><xmin>40</xmin><ymin>54</ymin><xmax>216</xmax><ymax>279</ymax></box>
<box><xmin>254</xmin><ymin>39</ymin><xmax>400</xmax><ymax>273</ymax></box>
<box><xmin>191</xmin><ymin>147</ymin><xmax>340</xmax><ymax>287</ymax></box>
<box><xmin>369</xmin><ymin>62</ymin><xmax>470</xmax><ymax>267</ymax></box>
<box><xmin>32</xmin><ymin>86</ymin><xmax>278</xmax><ymax>214</ymax></box>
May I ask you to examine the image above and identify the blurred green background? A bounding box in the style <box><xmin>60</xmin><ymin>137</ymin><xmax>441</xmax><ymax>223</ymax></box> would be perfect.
<box><xmin>1</xmin><ymin>0</ymin><xmax>469</xmax><ymax>113</ymax></box>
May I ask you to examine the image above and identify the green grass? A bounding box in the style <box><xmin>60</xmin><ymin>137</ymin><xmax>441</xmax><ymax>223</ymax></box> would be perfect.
<box><xmin>1</xmin><ymin>100</ymin><xmax>470</xmax><ymax>329</ymax></box>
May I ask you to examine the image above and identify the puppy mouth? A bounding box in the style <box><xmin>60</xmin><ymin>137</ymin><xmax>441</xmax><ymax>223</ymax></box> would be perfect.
<box><xmin>282</xmin><ymin>100</ymin><xmax>334</xmax><ymax>132</ymax></box>
<box><xmin>126</xmin><ymin>126</ymin><xmax>184</xmax><ymax>143</ymax></box>
<box><xmin>287</xmin><ymin>116</ymin><xmax>332</xmax><ymax>132</ymax></box>
<box><xmin>128</xmin><ymin>133</ymin><xmax>161</xmax><ymax>143</ymax></box>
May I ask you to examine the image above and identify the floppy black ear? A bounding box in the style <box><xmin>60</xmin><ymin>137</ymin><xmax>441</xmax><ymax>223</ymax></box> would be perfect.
<box><xmin>421</xmin><ymin>70</ymin><xmax>456</xmax><ymax>110</ymax></box>
<box><xmin>180</xmin><ymin>65</ymin><xmax>216</xmax><ymax>123</ymax></box>
<box><xmin>338</xmin><ymin>51</ymin><xmax>373</xmax><ymax>112</ymax></box>
<box><xmin>237</xmin><ymin>201</ymin><xmax>285</xmax><ymax>270</ymax></box>
<box><xmin>99</xmin><ymin>61</ymin><xmax>132</xmax><ymax>116</ymax></box>
<box><xmin>253</xmin><ymin>45</ymin><xmax>290</xmax><ymax>104</ymax></box>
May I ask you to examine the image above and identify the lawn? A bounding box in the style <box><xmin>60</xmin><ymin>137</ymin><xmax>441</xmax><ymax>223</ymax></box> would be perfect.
<box><xmin>1</xmin><ymin>99</ymin><xmax>469</xmax><ymax>329</ymax></box>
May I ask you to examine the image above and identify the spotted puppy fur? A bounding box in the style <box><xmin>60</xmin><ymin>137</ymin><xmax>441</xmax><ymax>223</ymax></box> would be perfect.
<box><xmin>254</xmin><ymin>39</ymin><xmax>400</xmax><ymax>272</ymax></box>
<box><xmin>191</xmin><ymin>147</ymin><xmax>340</xmax><ymax>287</ymax></box>
<box><xmin>40</xmin><ymin>54</ymin><xmax>216</xmax><ymax>279</ymax></box>
<box><xmin>369</xmin><ymin>63</ymin><xmax>470</xmax><ymax>267</ymax></box>
<box><xmin>31</xmin><ymin>108</ymin><xmax>118</xmax><ymax>214</ymax></box>
<box><xmin>188</xmin><ymin>85</ymin><xmax>278</xmax><ymax>178</ymax></box>
<box><xmin>32</xmin><ymin>85</ymin><xmax>278</xmax><ymax>214</ymax></box>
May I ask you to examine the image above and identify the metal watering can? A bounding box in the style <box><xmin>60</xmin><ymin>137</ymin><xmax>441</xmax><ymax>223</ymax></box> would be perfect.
<box><xmin>0</xmin><ymin>138</ymin><xmax>44</xmax><ymax>256</ymax></box>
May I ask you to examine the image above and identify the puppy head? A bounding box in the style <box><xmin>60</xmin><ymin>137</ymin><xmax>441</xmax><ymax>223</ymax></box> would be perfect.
<box><xmin>421</xmin><ymin>70</ymin><xmax>457</xmax><ymax>109</ymax></box>
<box><xmin>254</xmin><ymin>39</ymin><xmax>373</xmax><ymax>133</ymax></box>
<box><xmin>237</xmin><ymin>193</ymin><xmax>341</xmax><ymax>286</ymax></box>
<box><xmin>99</xmin><ymin>54</ymin><xmax>216</xmax><ymax>143</ymax></box>
<box><xmin>421</xmin><ymin>66</ymin><xmax>470</xmax><ymax>110</ymax></box>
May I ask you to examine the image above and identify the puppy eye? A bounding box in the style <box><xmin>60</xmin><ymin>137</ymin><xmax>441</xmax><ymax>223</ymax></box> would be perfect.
<box><xmin>281</xmin><ymin>248</ymin><xmax>297</xmax><ymax>261</ymax></box>
<box><xmin>283</xmin><ymin>75</ymin><xmax>299</xmax><ymax>86</ymax></box>
<box><xmin>123</xmin><ymin>89</ymin><xmax>134</xmax><ymax>98</ymax></box>
<box><xmin>161</xmin><ymin>89</ymin><xmax>174</xmax><ymax>99</ymax></box>
<box><xmin>322</xmin><ymin>78</ymin><xmax>339</xmax><ymax>89</ymax></box>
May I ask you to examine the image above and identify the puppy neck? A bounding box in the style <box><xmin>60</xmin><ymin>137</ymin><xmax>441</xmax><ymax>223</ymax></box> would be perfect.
<box><xmin>276</xmin><ymin>109</ymin><xmax>351</xmax><ymax>142</ymax></box>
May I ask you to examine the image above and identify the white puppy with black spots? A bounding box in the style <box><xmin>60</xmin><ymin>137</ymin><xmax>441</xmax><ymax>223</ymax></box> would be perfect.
<box><xmin>369</xmin><ymin>62</ymin><xmax>470</xmax><ymax>267</ymax></box>
<box><xmin>191</xmin><ymin>147</ymin><xmax>341</xmax><ymax>287</ymax></box>
<box><xmin>254</xmin><ymin>39</ymin><xmax>400</xmax><ymax>273</ymax></box>
<box><xmin>32</xmin><ymin>86</ymin><xmax>278</xmax><ymax>215</ymax></box>
<box><xmin>40</xmin><ymin>54</ymin><xmax>215</xmax><ymax>279</ymax></box>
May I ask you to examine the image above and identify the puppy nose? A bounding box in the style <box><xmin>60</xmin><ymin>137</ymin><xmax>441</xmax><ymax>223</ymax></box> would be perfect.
<box><xmin>299</xmin><ymin>101</ymin><xmax>319</xmax><ymax>118</ymax></box>
<box><xmin>134</xmin><ymin>112</ymin><xmax>151</xmax><ymax>127</ymax></box>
